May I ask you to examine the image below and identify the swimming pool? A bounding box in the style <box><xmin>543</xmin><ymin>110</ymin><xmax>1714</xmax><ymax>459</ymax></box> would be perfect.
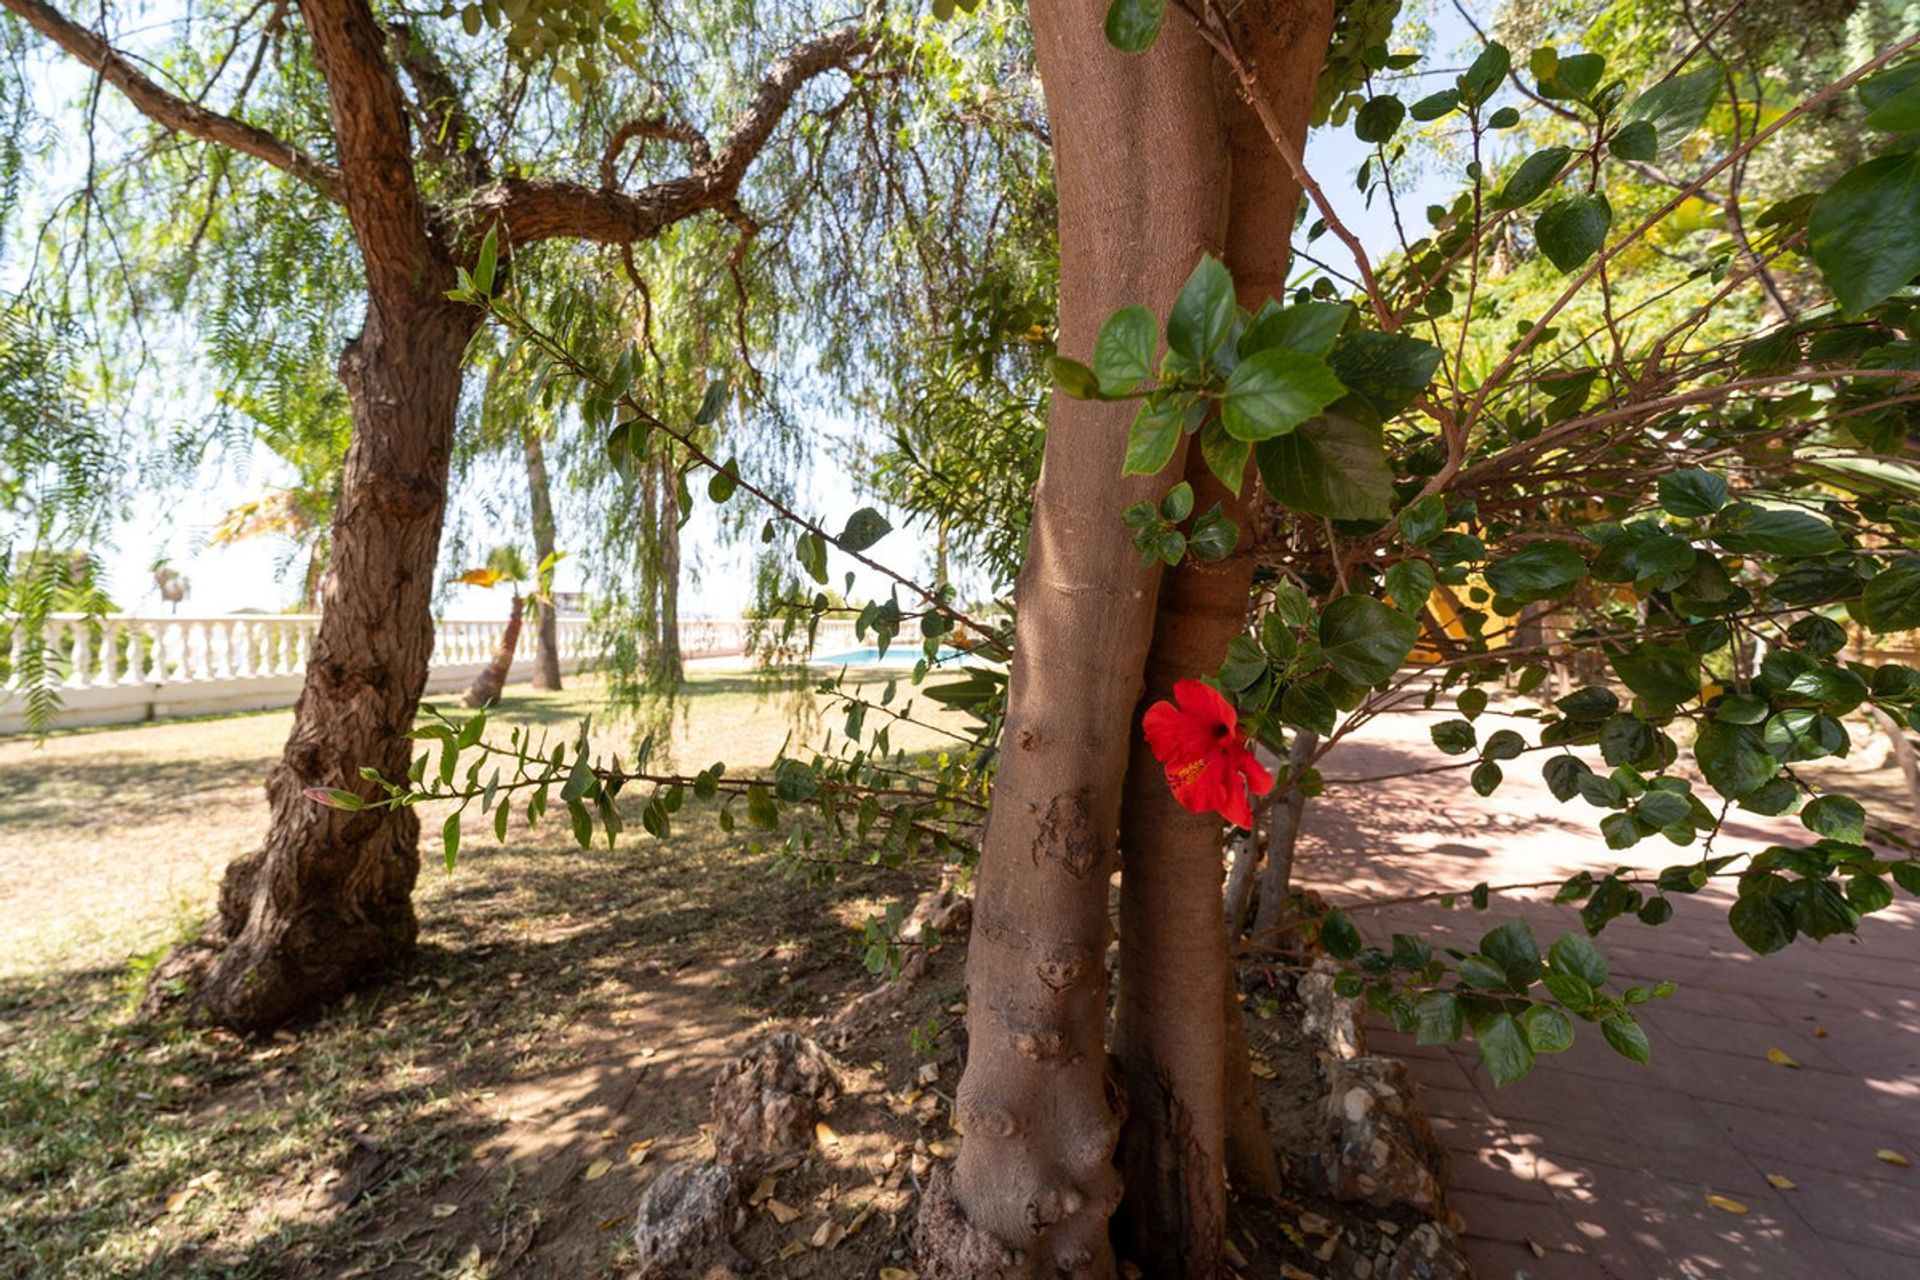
<box><xmin>811</xmin><ymin>645</ymin><xmax>979</xmax><ymax>668</ymax></box>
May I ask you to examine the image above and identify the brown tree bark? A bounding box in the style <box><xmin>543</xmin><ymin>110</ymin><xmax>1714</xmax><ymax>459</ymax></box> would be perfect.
<box><xmin>464</xmin><ymin>591</ymin><xmax>525</xmax><ymax>707</ymax></box>
<box><xmin>1110</xmin><ymin>3</ymin><xmax>1337</xmax><ymax>1269</ymax></box>
<box><xmin>916</xmin><ymin>2</ymin><xmax>1226</xmax><ymax>1275</ymax></box>
<box><xmin>1250</xmin><ymin>733</ymin><xmax>1317</xmax><ymax>948</ymax></box>
<box><xmin>523</xmin><ymin>426</ymin><xmax>564</xmax><ymax>691</ymax></box>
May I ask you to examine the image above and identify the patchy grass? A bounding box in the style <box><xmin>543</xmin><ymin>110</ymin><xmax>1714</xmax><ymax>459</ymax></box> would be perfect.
<box><xmin>0</xmin><ymin>668</ymin><xmax>969</xmax><ymax>1279</ymax></box>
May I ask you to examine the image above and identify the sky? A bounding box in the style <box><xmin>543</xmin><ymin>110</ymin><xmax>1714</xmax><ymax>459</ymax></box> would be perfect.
<box><xmin>47</xmin><ymin>2</ymin><xmax>1479</xmax><ymax>622</ymax></box>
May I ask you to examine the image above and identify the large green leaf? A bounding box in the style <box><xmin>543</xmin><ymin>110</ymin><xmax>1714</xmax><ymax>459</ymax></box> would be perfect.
<box><xmin>1861</xmin><ymin>560</ymin><xmax>1920</xmax><ymax>632</ymax></box>
<box><xmin>1474</xmin><ymin>1011</ymin><xmax>1536</xmax><ymax>1086</ymax></box>
<box><xmin>1327</xmin><ymin>332</ymin><xmax>1443</xmax><ymax>419</ymax></box>
<box><xmin>1622</xmin><ymin>65</ymin><xmax>1720</xmax><ymax>150</ymax></box>
<box><xmin>1239</xmin><ymin>301</ymin><xmax>1351</xmax><ymax>358</ymax></box>
<box><xmin>1860</xmin><ymin>60</ymin><xmax>1920</xmax><ymax>132</ymax></box>
<box><xmin>1221</xmin><ymin>348</ymin><xmax>1345</xmax><ymax>441</ymax></box>
<box><xmin>1496</xmin><ymin>146</ymin><xmax>1570</xmax><ymax>209</ymax></box>
<box><xmin>1484</xmin><ymin>542</ymin><xmax>1586</xmax><ymax>603</ymax></box>
<box><xmin>1319</xmin><ymin>595</ymin><xmax>1419</xmax><ymax>685</ymax></box>
<box><xmin>1256</xmin><ymin>414</ymin><xmax>1395</xmax><ymax>520</ymax></box>
<box><xmin>1167</xmin><ymin>254</ymin><xmax>1236</xmax><ymax>361</ymax></box>
<box><xmin>1809</xmin><ymin>153</ymin><xmax>1920</xmax><ymax>314</ymax></box>
<box><xmin>1535</xmin><ymin>193</ymin><xmax>1613</xmax><ymax>272</ymax></box>
<box><xmin>1103</xmin><ymin>0</ymin><xmax>1164</xmax><ymax>54</ymax></box>
<box><xmin>1123</xmin><ymin>393</ymin><xmax>1190</xmax><ymax>476</ymax></box>
<box><xmin>1695</xmin><ymin>721</ymin><xmax>1776</xmax><ymax>799</ymax></box>
<box><xmin>1612</xmin><ymin>641</ymin><xmax>1700</xmax><ymax>708</ymax></box>
<box><xmin>1093</xmin><ymin>305</ymin><xmax>1156</xmax><ymax>394</ymax></box>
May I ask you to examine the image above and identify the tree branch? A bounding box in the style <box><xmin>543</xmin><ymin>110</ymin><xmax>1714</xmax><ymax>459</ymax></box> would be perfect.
<box><xmin>475</xmin><ymin>24</ymin><xmax>871</xmax><ymax>246</ymax></box>
<box><xmin>0</xmin><ymin>0</ymin><xmax>339</xmax><ymax>198</ymax></box>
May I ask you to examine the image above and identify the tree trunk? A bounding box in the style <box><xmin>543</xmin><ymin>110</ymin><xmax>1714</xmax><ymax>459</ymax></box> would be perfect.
<box><xmin>1110</xmin><ymin>5</ymin><xmax>1334</xmax><ymax>1267</ymax></box>
<box><xmin>523</xmin><ymin>426</ymin><xmax>563</xmax><ymax>691</ymax></box>
<box><xmin>1250</xmin><ymin>733</ymin><xmax>1317</xmax><ymax>947</ymax></box>
<box><xmin>464</xmin><ymin>591</ymin><xmax>525</xmax><ymax>707</ymax></box>
<box><xmin>155</xmin><ymin>297</ymin><xmax>477</xmax><ymax>1031</ymax></box>
<box><xmin>655</xmin><ymin>450</ymin><xmax>683</xmax><ymax>686</ymax></box>
<box><xmin>917</xmin><ymin>3</ymin><xmax>1226</xmax><ymax>1275</ymax></box>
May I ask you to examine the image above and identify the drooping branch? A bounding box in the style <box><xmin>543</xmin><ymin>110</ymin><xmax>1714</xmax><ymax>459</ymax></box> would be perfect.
<box><xmin>477</xmin><ymin>24</ymin><xmax>871</xmax><ymax>246</ymax></box>
<box><xmin>0</xmin><ymin>0</ymin><xmax>340</xmax><ymax>198</ymax></box>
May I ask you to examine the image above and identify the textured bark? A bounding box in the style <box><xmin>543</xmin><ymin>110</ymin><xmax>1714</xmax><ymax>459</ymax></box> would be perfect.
<box><xmin>919</xmin><ymin>3</ymin><xmax>1226</xmax><ymax>1275</ymax></box>
<box><xmin>654</xmin><ymin>451</ymin><xmax>684</xmax><ymax>685</ymax></box>
<box><xmin>523</xmin><ymin>427</ymin><xmax>563</xmax><ymax>691</ymax></box>
<box><xmin>171</xmin><ymin>295</ymin><xmax>477</xmax><ymax>1029</ymax></box>
<box><xmin>464</xmin><ymin>591</ymin><xmax>525</xmax><ymax>707</ymax></box>
<box><xmin>1250</xmin><ymin>732</ymin><xmax>1317</xmax><ymax>947</ymax></box>
<box><xmin>1111</xmin><ymin>4</ymin><xmax>1335</xmax><ymax>1269</ymax></box>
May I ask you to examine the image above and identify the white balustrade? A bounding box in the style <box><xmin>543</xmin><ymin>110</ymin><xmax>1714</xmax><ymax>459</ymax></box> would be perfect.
<box><xmin>2</xmin><ymin>612</ymin><xmax>873</xmax><ymax>732</ymax></box>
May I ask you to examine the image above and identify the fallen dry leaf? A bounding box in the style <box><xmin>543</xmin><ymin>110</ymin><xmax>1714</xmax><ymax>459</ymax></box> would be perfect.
<box><xmin>917</xmin><ymin>1062</ymin><xmax>941</xmax><ymax>1085</ymax></box>
<box><xmin>164</xmin><ymin>1187</ymin><xmax>198</xmax><ymax>1214</ymax></box>
<box><xmin>582</xmin><ymin>1158</ymin><xmax>613</xmax><ymax>1182</ymax></box>
<box><xmin>596</xmin><ymin>1215</ymin><xmax>625</xmax><ymax>1232</ymax></box>
<box><xmin>1765</xmin><ymin>1048</ymin><xmax>1800</xmax><ymax>1069</ymax></box>
<box><xmin>811</xmin><ymin>1220</ymin><xmax>847</xmax><ymax>1250</ymax></box>
<box><xmin>1704</xmin><ymin>1194</ymin><xmax>1749</xmax><ymax>1215</ymax></box>
<box><xmin>778</xmin><ymin>1241</ymin><xmax>807</xmax><ymax>1261</ymax></box>
<box><xmin>1876</xmin><ymin>1149</ymin><xmax>1912</xmax><ymax>1168</ymax></box>
<box><xmin>878</xmin><ymin>1270</ymin><xmax>918</xmax><ymax>1280</ymax></box>
<box><xmin>1279</xmin><ymin>1265</ymin><xmax>1320</xmax><ymax>1280</ymax></box>
<box><xmin>766</xmin><ymin>1199</ymin><xmax>803</xmax><ymax>1225</ymax></box>
<box><xmin>749</xmin><ymin>1175</ymin><xmax>778</xmax><ymax>1206</ymax></box>
<box><xmin>430</xmin><ymin>1203</ymin><xmax>459</xmax><ymax>1218</ymax></box>
<box><xmin>1526</xmin><ymin>1237</ymin><xmax>1547</xmax><ymax>1258</ymax></box>
<box><xmin>1222</xmin><ymin>1239</ymin><xmax>1249</xmax><ymax>1268</ymax></box>
<box><xmin>627</xmin><ymin>1139</ymin><xmax>654</xmax><ymax>1165</ymax></box>
<box><xmin>1765</xmin><ymin>1173</ymin><xmax>1797</xmax><ymax>1190</ymax></box>
<box><xmin>927</xmin><ymin>1140</ymin><xmax>959</xmax><ymax>1160</ymax></box>
<box><xmin>816</xmin><ymin>1122</ymin><xmax>842</xmax><ymax>1147</ymax></box>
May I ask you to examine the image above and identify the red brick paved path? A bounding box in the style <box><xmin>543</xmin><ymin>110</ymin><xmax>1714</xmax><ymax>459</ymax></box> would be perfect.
<box><xmin>1293</xmin><ymin>711</ymin><xmax>1920</xmax><ymax>1280</ymax></box>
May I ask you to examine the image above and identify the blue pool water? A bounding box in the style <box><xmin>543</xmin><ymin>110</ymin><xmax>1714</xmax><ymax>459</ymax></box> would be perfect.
<box><xmin>812</xmin><ymin>645</ymin><xmax>975</xmax><ymax>668</ymax></box>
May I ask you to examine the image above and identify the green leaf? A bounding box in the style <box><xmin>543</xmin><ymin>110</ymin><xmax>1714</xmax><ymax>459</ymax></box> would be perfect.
<box><xmin>1399</xmin><ymin>493</ymin><xmax>1447</xmax><ymax>546</ymax></box>
<box><xmin>1432</xmin><ymin>719</ymin><xmax>1477</xmax><ymax>755</ymax></box>
<box><xmin>1199</xmin><ymin>419</ymin><xmax>1251</xmax><ymax>493</ymax></box>
<box><xmin>1257</xmin><ymin>413</ymin><xmax>1395</xmax><ymax>521</ymax></box>
<box><xmin>1523</xmin><ymin>1005</ymin><xmax>1575</xmax><ymax>1053</ymax></box>
<box><xmin>1103</xmin><ymin>0</ymin><xmax>1164</xmax><ymax>53</ymax></box>
<box><xmin>1862</xmin><ymin>561</ymin><xmax>1920</xmax><ymax>632</ymax></box>
<box><xmin>1612</xmin><ymin>641</ymin><xmax>1700</xmax><ymax>708</ymax></box>
<box><xmin>1471</xmin><ymin>760</ymin><xmax>1503</xmax><ymax>796</ymax></box>
<box><xmin>1803</xmin><ymin>794</ymin><xmax>1867</xmax><ymax>842</ymax></box>
<box><xmin>1222</xmin><ymin>349</ymin><xmax>1346</xmax><ymax>441</ymax></box>
<box><xmin>1539</xmin><ymin>51</ymin><xmax>1605</xmax><ymax>101</ymax></box>
<box><xmin>837</xmin><ymin>507</ymin><xmax>893</xmax><ymax>552</ymax></box>
<box><xmin>1622</xmin><ymin>66</ymin><xmax>1720</xmax><ymax>147</ymax></box>
<box><xmin>1385</xmin><ymin>559</ymin><xmax>1435</xmax><ymax>613</ymax></box>
<box><xmin>707</xmin><ymin>458</ymin><xmax>740</xmax><ymax>503</ymax></box>
<box><xmin>1328</xmin><ymin>332</ymin><xmax>1443</xmax><ymax>418</ymax></box>
<box><xmin>1160</xmin><ymin>481</ymin><xmax>1194</xmax><ymax>521</ymax></box>
<box><xmin>471</xmin><ymin>224</ymin><xmax>500</xmax><ymax>296</ymax></box>
<box><xmin>1124</xmin><ymin>395</ymin><xmax>1186</xmax><ymax>476</ymax></box>
<box><xmin>1094</xmin><ymin>305</ymin><xmax>1157</xmax><ymax>393</ymax></box>
<box><xmin>1188</xmin><ymin>505</ymin><xmax>1239</xmax><ymax>562</ymax></box>
<box><xmin>1355</xmin><ymin>95</ymin><xmax>1406</xmax><ymax>143</ymax></box>
<box><xmin>1544</xmin><ymin>755</ymin><xmax>1591</xmax><ymax>802</ymax></box>
<box><xmin>1609</xmin><ymin>119</ymin><xmax>1658</xmax><ymax>162</ymax></box>
<box><xmin>1549</xmin><ymin>932</ymin><xmax>1608</xmax><ymax>987</ymax></box>
<box><xmin>1729</xmin><ymin>890</ymin><xmax>1794</xmax><ymax>954</ymax></box>
<box><xmin>1497</xmin><ymin>146</ymin><xmax>1571</xmax><ymax>209</ymax></box>
<box><xmin>1535</xmin><ymin>194</ymin><xmax>1613</xmax><ymax>272</ymax></box>
<box><xmin>1785</xmin><ymin>877</ymin><xmax>1860</xmax><ymax>940</ymax></box>
<box><xmin>1809</xmin><ymin>153</ymin><xmax>1920</xmax><ymax>314</ymax></box>
<box><xmin>694</xmin><ymin>376</ymin><xmax>730</xmax><ymax>425</ymax></box>
<box><xmin>1715</xmin><ymin>504</ymin><xmax>1842</xmax><ymax>557</ymax></box>
<box><xmin>796</xmin><ymin>531</ymin><xmax>828</xmax><ymax>584</ymax></box>
<box><xmin>1475</xmin><ymin>1012</ymin><xmax>1536</xmax><ymax>1086</ymax></box>
<box><xmin>442</xmin><ymin>811</ymin><xmax>461</xmax><ymax>873</ymax></box>
<box><xmin>1481</xmin><ymin>918</ymin><xmax>1543</xmax><ymax>989</ymax></box>
<box><xmin>1282</xmin><ymin>681</ymin><xmax>1337</xmax><ymax>737</ymax></box>
<box><xmin>1319</xmin><ymin>595</ymin><xmax>1420</xmax><ymax>685</ymax></box>
<box><xmin>1167</xmin><ymin>254</ymin><xmax>1236</xmax><ymax>361</ymax></box>
<box><xmin>1658</xmin><ymin>468</ymin><xmax>1728</xmax><ymax>518</ymax></box>
<box><xmin>1600</xmin><ymin>1014</ymin><xmax>1651</xmax><ymax>1064</ymax></box>
<box><xmin>1410</xmin><ymin>88</ymin><xmax>1460</xmax><ymax>121</ymax></box>
<box><xmin>1219</xmin><ymin>634</ymin><xmax>1268</xmax><ymax>691</ymax></box>
<box><xmin>1696</xmin><ymin>720</ymin><xmax>1776</xmax><ymax>799</ymax></box>
<box><xmin>1460</xmin><ymin>40</ymin><xmax>1512</xmax><ymax>105</ymax></box>
<box><xmin>1321</xmin><ymin>907</ymin><xmax>1362</xmax><ymax>959</ymax></box>
<box><xmin>1415</xmin><ymin>991</ymin><xmax>1464</xmax><ymax>1045</ymax></box>
<box><xmin>1860</xmin><ymin>60</ymin><xmax>1920</xmax><ymax>132</ymax></box>
<box><xmin>1485</xmin><ymin>542</ymin><xmax>1587</xmax><ymax>603</ymax></box>
<box><xmin>1050</xmin><ymin>355</ymin><xmax>1102</xmax><ymax>400</ymax></box>
<box><xmin>1239</xmin><ymin>301</ymin><xmax>1351</xmax><ymax>359</ymax></box>
<box><xmin>1847</xmin><ymin>873</ymin><xmax>1894</xmax><ymax>914</ymax></box>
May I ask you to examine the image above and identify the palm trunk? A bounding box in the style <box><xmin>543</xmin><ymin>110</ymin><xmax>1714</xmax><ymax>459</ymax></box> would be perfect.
<box><xmin>523</xmin><ymin>426</ymin><xmax>563</xmax><ymax>691</ymax></box>
<box><xmin>1110</xmin><ymin>4</ymin><xmax>1336</xmax><ymax>1267</ymax></box>
<box><xmin>464</xmin><ymin>591</ymin><xmax>525</xmax><ymax>707</ymax></box>
<box><xmin>917</xmin><ymin>3</ymin><xmax>1227</xmax><ymax>1274</ymax></box>
<box><xmin>156</xmin><ymin>296</ymin><xmax>477</xmax><ymax>1030</ymax></box>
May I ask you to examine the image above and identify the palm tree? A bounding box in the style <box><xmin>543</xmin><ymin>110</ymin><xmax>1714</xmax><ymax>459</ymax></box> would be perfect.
<box><xmin>457</xmin><ymin>547</ymin><xmax>533</xmax><ymax>708</ymax></box>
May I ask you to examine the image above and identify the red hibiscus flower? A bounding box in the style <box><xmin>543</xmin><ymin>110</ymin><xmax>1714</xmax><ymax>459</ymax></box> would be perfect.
<box><xmin>1142</xmin><ymin>679</ymin><xmax>1274</xmax><ymax>829</ymax></box>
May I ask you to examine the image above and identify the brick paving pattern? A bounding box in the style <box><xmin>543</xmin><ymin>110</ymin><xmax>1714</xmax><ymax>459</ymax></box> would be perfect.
<box><xmin>1293</xmin><ymin>710</ymin><xmax>1920</xmax><ymax>1280</ymax></box>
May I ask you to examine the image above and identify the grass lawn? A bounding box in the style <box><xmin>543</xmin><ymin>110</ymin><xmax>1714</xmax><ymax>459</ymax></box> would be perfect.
<box><xmin>0</xmin><ymin>669</ymin><xmax>970</xmax><ymax>1279</ymax></box>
